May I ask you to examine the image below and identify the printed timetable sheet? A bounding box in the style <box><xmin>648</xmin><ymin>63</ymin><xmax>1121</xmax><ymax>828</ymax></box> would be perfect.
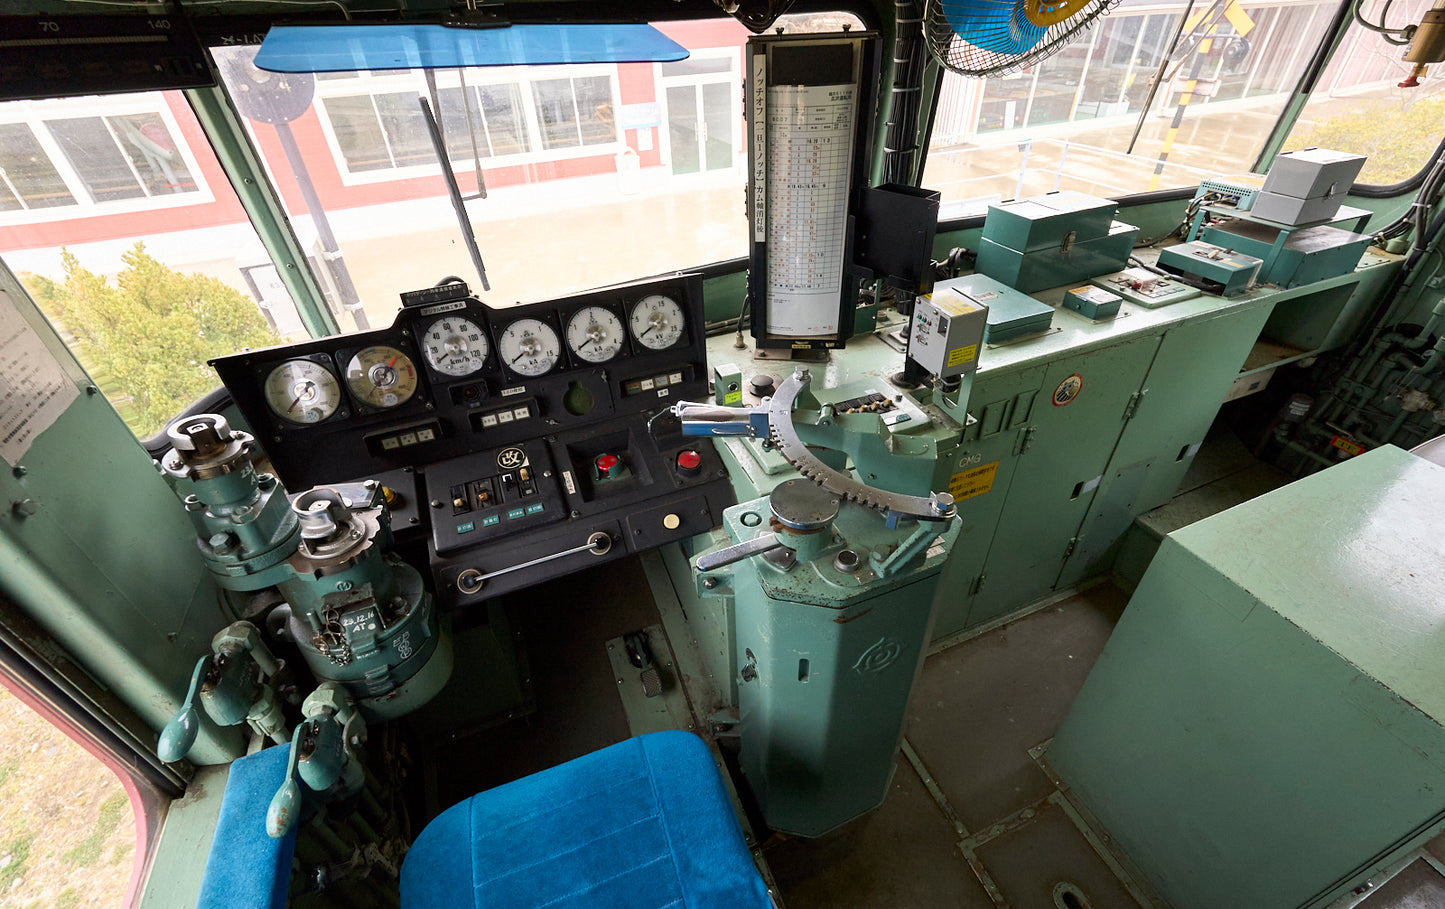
<box><xmin>764</xmin><ymin>83</ymin><xmax>856</xmax><ymax>337</ymax></box>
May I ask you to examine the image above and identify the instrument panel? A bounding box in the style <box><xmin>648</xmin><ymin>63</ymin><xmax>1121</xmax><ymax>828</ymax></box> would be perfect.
<box><xmin>211</xmin><ymin>273</ymin><xmax>732</xmax><ymax>608</ymax></box>
<box><xmin>213</xmin><ymin>273</ymin><xmax>706</xmax><ymax>491</ymax></box>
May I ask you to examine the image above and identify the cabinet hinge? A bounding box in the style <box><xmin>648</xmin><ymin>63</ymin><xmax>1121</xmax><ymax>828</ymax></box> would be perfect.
<box><xmin>1123</xmin><ymin>390</ymin><xmax>1148</xmax><ymax>422</ymax></box>
<box><xmin>968</xmin><ymin>573</ymin><xmax>987</xmax><ymax>596</ymax></box>
<box><xmin>1063</xmin><ymin>537</ymin><xmax>1080</xmax><ymax>558</ymax></box>
<box><xmin>1015</xmin><ymin>425</ymin><xmax>1036</xmax><ymax>455</ymax></box>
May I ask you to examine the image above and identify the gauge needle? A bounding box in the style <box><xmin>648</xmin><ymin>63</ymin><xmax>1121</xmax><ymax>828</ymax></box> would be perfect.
<box><xmin>512</xmin><ymin>352</ymin><xmax>527</xmax><ymax>364</ymax></box>
<box><xmin>640</xmin><ymin>324</ymin><xmax>656</xmax><ymax>337</ymax></box>
<box><xmin>288</xmin><ymin>381</ymin><xmax>313</xmax><ymax>412</ymax></box>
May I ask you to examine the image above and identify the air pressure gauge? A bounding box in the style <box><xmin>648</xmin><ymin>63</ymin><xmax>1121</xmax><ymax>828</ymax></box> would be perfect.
<box><xmin>566</xmin><ymin>306</ymin><xmax>625</xmax><ymax>363</ymax></box>
<box><xmin>498</xmin><ymin>318</ymin><xmax>561</xmax><ymax>377</ymax></box>
<box><xmin>264</xmin><ymin>359</ymin><xmax>342</xmax><ymax>425</ymax></box>
<box><xmin>630</xmin><ymin>295</ymin><xmax>685</xmax><ymax>350</ymax></box>
<box><xmin>345</xmin><ymin>345</ymin><xmax>418</xmax><ymax>410</ymax></box>
<box><xmin>422</xmin><ymin>316</ymin><xmax>489</xmax><ymax>377</ymax></box>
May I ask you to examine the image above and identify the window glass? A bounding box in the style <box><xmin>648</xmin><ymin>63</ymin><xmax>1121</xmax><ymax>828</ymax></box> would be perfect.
<box><xmin>924</xmin><ymin>0</ymin><xmax>1342</xmax><ymax>209</ymax></box>
<box><xmin>1281</xmin><ymin>0</ymin><xmax>1445</xmax><ymax>185</ymax></box>
<box><xmin>211</xmin><ymin>17</ymin><xmax>762</xmax><ymax>329</ymax></box>
<box><xmin>0</xmin><ymin>91</ymin><xmax>291</xmax><ymax>438</ymax></box>
<box><xmin>0</xmin><ymin>684</ymin><xmax>141</xmax><ymax>908</ymax></box>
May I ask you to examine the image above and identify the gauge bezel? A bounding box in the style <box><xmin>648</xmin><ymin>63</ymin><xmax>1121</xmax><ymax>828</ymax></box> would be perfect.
<box><xmin>337</xmin><ymin>341</ymin><xmax>424</xmax><ymax>414</ymax></box>
<box><xmin>628</xmin><ymin>294</ymin><xmax>687</xmax><ymax>353</ymax></box>
<box><xmin>496</xmin><ymin>316</ymin><xmax>564</xmax><ymax>380</ymax></box>
<box><xmin>564</xmin><ymin>305</ymin><xmax>628</xmax><ymax>365</ymax></box>
<box><xmin>262</xmin><ymin>355</ymin><xmax>345</xmax><ymax>427</ymax></box>
<box><xmin>419</xmin><ymin>313</ymin><xmax>491</xmax><ymax>379</ymax></box>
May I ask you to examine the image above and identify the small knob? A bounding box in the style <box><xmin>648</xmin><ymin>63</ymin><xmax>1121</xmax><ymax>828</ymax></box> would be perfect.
<box><xmin>749</xmin><ymin>374</ymin><xmax>777</xmax><ymax>398</ymax></box>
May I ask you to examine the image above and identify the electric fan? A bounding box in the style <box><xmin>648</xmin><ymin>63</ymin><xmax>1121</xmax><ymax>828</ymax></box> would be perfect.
<box><xmin>925</xmin><ymin>0</ymin><xmax>1121</xmax><ymax>76</ymax></box>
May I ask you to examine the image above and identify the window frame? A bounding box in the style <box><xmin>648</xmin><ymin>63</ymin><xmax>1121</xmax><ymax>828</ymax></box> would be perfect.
<box><xmin>0</xmin><ymin>95</ymin><xmax>213</xmax><ymax>226</ymax></box>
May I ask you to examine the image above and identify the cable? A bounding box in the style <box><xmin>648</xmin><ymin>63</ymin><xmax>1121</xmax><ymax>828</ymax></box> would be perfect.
<box><xmin>1352</xmin><ymin>0</ymin><xmax>1415</xmax><ymax>45</ymax></box>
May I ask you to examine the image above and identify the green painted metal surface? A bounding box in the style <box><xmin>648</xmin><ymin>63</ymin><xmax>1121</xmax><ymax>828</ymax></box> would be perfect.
<box><xmin>702</xmin><ymin>493</ymin><xmax>959</xmax><ymax>837</ymax></box>
<box><xmin>0</xmin><ymin>263</ymin><xmax>242</xmax><ymax>765</ymax></box>
<box><xmin>1051</xmin><ymin>446</ymin><xmax>1445</xmax><ymax>909</ymax></box>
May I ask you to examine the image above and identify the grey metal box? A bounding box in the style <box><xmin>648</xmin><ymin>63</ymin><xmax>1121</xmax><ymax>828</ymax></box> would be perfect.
<box><xmin>908</xmin><ymin>288</ymin><xmax>988</xmax><ymax>379</ymax></box>
<box><xmin>1261</xmin><ymin>147</ymin><xmax>1366</xmax><ymax>200</ymax></box>
<box><xmin>1249</xmin><ymin>190</ymin><xmax>1345</xmax><ymax>227</ymax></box>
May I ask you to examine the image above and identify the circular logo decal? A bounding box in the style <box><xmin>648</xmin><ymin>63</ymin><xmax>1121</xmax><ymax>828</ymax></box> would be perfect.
<box><xmin>853</xmin><ymin>637</ymin><xmax>903</xmax><ymax>675</ymax></box>
<box><xmin>1052</xmin><ymin>374</ymin><xmax>1084</xmax><ymax>407</ymax></box>
<box><xmin>497</xmin><ymin>447</ymin><xmax>526</xmax><ymax>469</ymax></box>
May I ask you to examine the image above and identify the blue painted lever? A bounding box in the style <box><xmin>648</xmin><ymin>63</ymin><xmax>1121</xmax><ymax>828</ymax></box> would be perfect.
<box><xmin>158</xmin><ymin>655</ymin><xmax>210</xmax><ymax>763</ymax></box>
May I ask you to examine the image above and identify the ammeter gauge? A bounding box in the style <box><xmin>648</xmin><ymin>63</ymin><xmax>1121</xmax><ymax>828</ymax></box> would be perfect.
<box><xmin>566</xmin><ymin>306</ymin><xmax>625</xmax><ymax>363</ymax></box>
<box><xmin>422</xmin><ymin>316</ymin><xmax>490</xmax><ymax>377</ymax></box>
<box><xmin>264</xmin><ymin>359</ymin><xmax>342</xmax><ymax>425</ymax></box>
<box><xmin>498</xmin><ymin>318</ymin><xmax>561</xmax><ymax>377</ymax></box>
<box><xmin>345</xmin><ymin>345</ymin><xmax>418</xmax><ymax>409</ymax></box>
<box><xmin>630</xmin><ymin>295</ymin><xmax>685</xmax><ymax>350</ymax></box>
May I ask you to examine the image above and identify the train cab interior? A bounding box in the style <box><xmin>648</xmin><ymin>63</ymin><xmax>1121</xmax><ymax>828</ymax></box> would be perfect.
<box><xmin>4</xmin><ymin>0</ymin><xmax>1445</xmax><ymax>907</ymax></box>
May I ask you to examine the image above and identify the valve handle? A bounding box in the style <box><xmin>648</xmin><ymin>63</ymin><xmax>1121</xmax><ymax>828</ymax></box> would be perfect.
<box><xmin>158</xmin><ymin>655</ymin><xmax>210</xmax><ymax>763</ymax></box>
<box><xmin>266</xmin><ymin>724</ymin><xmax>306</xmax><ymax>838</ymax></box>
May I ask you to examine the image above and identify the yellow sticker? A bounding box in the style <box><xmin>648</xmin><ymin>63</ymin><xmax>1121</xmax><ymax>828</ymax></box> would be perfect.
<box><xmin>949</xmin><ymin>460</ymin><xmax>999</xmax><ymax>501</ymax></box>
<box><xmin>724</xmin><ymin>391</ymin><xmax>742</xmax><ymax>405</ymax></box>
<box><xmin>947</xmin><ymin>344</ymin><xmax>977</xmax><ymax>368</ymax></box>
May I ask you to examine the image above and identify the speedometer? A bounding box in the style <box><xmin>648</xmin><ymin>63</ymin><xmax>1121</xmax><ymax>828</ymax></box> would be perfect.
<box><xmin>422</xmin><ymin>316</ymin><xmax>489</xmax><ymax>377</ymax></box>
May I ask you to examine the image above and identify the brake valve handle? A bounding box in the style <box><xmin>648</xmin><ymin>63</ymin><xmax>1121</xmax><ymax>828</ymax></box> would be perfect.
<box><xmin>158</xmin><ymin>655</ymin><xmax>210</xmax><ymax>763</ymax></box>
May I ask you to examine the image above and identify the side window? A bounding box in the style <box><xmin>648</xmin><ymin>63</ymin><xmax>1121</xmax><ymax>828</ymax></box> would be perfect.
<box><xmin>923</xmin><ymin>0</ymin><xmax>1343</xmax><ymax>208</ymax></box>
<box><xmin>1280</xmin><ymin>0</ymin><xmax>1445</xmax><ymax>185</ymax></box>
<box><xmin>0</xmin><ymin>682</ymin><xmax>147</xmax><ymax>908</ymax></box>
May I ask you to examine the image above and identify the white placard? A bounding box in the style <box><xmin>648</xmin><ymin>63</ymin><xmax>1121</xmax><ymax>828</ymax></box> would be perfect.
<box><xmin>0</xmin><ymin>285</ymin><xmax>80</xmax><ymax>465</ymax></box>
<box><xmin>764</xmin><ymin>83</ymin><xmax>855</xmax><ymax>337</ymax></box>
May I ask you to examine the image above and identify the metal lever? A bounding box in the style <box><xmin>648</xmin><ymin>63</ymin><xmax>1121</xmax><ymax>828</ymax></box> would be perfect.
<box><xmin>457</xmin><ymin>531</ymin><xmax>612</xmax><ymax>594</ymax></box>
<box><xmin>695</xmin><ymin>532</ymin><xmax>784</xmax><ymax>572</ymax></box>
<box><xmin>672</xmin><ymin>401</ymin><xmax>771</xmax><ymax>437</ymax></box>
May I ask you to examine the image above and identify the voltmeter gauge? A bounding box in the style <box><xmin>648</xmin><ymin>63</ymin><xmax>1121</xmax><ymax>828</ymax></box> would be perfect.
<box><xmin>264</xmin><ymin>359</ymin><xmax>342</xmax><ymax>425</ymax></box>
<box><xmin>422</xmin><ymin>316</ymin><xmax>489</xmax><ymax>377</ymax></box>
<box><xmin>498</xmin><ymin>318</ymin><xmax>561</xmax><ymax>377</ymax></box>
<box><xmin>345</xmin><ymin>345</ymin><xmax>418</xmax><ymax>410</ymax></box>
<box><xmin>566</xmin><ymin>306</ymin><xmax>625</xmax><ymax>363</ymax></box>
<box><xmin>630</xmin><ymin>295</ymin><xmax>685</xmax><ymax>350</ymax></box>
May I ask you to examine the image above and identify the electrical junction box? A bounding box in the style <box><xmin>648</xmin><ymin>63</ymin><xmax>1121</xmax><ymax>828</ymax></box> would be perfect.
<box><xmin>1261</xmin><ymin>147</ymin><xmax>1366</xmax><ymax>200</ymax></box>
<box><xmin>1091</xmin><ymin>268</ymin><xmax>1202</xmax><ymax>309</ymax></box>
<box><xmin>1250</xmin><ymin>191</ymin><xmax>1347</xmax><ymax>227</ymax></box>
<box><xmin>712</xmin><ymin>363</ymin><xmax>743</xmax><ymax>405</ymax></box>
<box><xmin>1062</xmin><ymin>285</ymin><xmax>1123</xmax><ymax>320</ymax></box>
<box><xmin>980</xmin><ymin>191</ymin><xmax>1118</xmax><ymax>253</ymax></box>
<box><xmin>1200</xmin><ymin>220</ymin><xmax>1372</xmax><ymax>288</ymax></box>
<box><xmin>977</xmin><ymin>221</ymin><xmax>1139</xmax><ymax>293</ymax></box>
<box><xmin>908</xmin><ymin>288</ymin><xmax>988</xmax><ymax>380</ymax></box>
<box><xmin>1157</xmin><ymin>241</ymin><xmax>1263</xmax><ymax>296</ymax></box>
<box><xmin>1193</xmin><ymin>174</ymin><xmax>1266</xmax><ymax>211</ymax></box>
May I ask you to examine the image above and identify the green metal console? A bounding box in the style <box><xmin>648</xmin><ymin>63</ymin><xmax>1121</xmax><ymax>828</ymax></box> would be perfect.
<box><xmin>1050</xmin><ymin>445</ymin><xmax>1445</xmax><ymax>909</ymax></box>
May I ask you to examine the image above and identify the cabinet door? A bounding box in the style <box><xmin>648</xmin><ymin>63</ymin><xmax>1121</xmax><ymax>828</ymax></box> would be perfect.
<box><xmin>1056</xmin><ymin>304</ymin><xmax>1274</xmax><ymax>587</ymax></box>
<box><xmin>963</xmin><ymin>336</ymin><xmax>1161</xmax><ymax>629</ymax></box>
<box><xmin>930</xmin><ymin>365</ymin><xmax>1047</xmax><ymax>641</ymax></box>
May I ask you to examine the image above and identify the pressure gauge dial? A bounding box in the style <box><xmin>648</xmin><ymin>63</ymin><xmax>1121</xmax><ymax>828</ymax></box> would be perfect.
<box><xmin>630</xmin><ymin>295</ymin><xmax>685</xmax><ymax>350</ymax></box>
<box><xmin>498</xmin><ymin>318</ymin><xmax>561</xmax><ymax>377</ymax></box>
<box><xmin>422</xmin><ymin>316</ymin><xmax>489</xmax><ymax>377</ymax></box>
<box><xmin>345</xmin><ymin>345</ymin><xmax>418</xmax><ymax>410</ymax></box>
<box><xmin>566</xmin><ymin>306</ymin><xmax>625</xmax><ymax>364</ymax></box>
<box><xmin>264</xmin><ymin>359</ymin><xmax>342</xmax><ymax>425</ymax></box>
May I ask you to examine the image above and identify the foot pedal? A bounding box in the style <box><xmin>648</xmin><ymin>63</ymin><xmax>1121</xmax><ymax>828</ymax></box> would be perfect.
<box><xmin>640</xmin><ymin>666</ymin><xmax>663</xmax><ymax>698</ymax></box>
<box><xmin>625</xmin><ymin>631</ymin><xmax>666</xmax><ymax>698</ymax></box>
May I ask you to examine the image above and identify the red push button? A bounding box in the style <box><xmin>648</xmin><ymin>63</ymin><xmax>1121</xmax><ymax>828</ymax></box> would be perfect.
<box><xmin>595</xmin><ymin>454</ymin><xmax>621</xmax><ymax>480</ymax></box>
<box><xmin>675</xmin><ymin>449</ymin><xmax>702</xmax><ymax>477</ymax></box>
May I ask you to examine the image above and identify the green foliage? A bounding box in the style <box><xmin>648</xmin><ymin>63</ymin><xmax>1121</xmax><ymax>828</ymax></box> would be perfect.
<box><xmin>61</xmin><ymin>791</ymin><xmax>128</xmax><ymax>868</ymax></box>
<box><xmin>0</xmin><ymin>756</ymin><xmax>18</xmax><ymax>788</ymax></box>
<box><xmin>1288</xmin><ymin>95</ymin><xmax>1445</xmax><ymax>185</ymax></box>
<box><xmin>27</xmin><ymin>244</ymin><xmax>278</xmax><ymax>438</ymax></box>
<box><xmin>0</xmin><ymin>833</ymin><xmax>32</xmax><ymax>890</ymax></box>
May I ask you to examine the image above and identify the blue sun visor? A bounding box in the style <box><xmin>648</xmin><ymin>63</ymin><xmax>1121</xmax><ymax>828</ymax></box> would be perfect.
<box><xmin>254</xmin><ymin>23</ymin><xmax>689</xmax><ymax>72</ymax></box>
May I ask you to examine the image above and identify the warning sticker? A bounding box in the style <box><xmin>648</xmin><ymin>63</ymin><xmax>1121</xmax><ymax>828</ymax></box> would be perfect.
<box><xmin>947</xmin><ymin>344</ymin><xmax>978</xmax><ymax>368</ymax></box>
<box><xmin>949</xmin><ymin>460</ymin><xmax>999</xmax><ymax>501</ymax></box>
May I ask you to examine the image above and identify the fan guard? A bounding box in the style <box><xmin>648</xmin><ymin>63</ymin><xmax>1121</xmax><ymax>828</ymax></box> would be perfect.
<box><xmin>925</xmin><ymin>0</ymin><xmax>1121</xmax><ymax>77</ymax></box>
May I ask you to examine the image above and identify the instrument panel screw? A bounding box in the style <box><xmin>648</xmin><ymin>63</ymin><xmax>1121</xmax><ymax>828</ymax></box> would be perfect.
<box><xmin>431</xmin><ymin>499</ymin><xmax>443</xmax><ymax>509</ymax></box>
<box><xmin>702</xmin><ymin>577</ymin><xmax>718</xmax><ymax>589</ymax></box>
<box><xmin>86</xmin><ymin>385</ymin><xmax>99</xmax><ymax>396</ymax></box>
<box><xmin>11</xmin><ymin>499</ymin><xmax>36</xmax><ymax>518</ymax></box>
<box><xmin>11</xmin><ymin>466</ymin><xmax>24</xmax><ymax>477</ymax></box>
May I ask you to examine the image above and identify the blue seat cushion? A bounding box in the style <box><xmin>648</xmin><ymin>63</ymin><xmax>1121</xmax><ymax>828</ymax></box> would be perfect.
<box><xmin>401</xmin><ymin>730</ymin><xmax>772</xmax><ymax>909</ymax></box>
<box><xmin>196</xmin><ymin>745</ymin><xmax>297</xmax><ymax>909</ymax></box>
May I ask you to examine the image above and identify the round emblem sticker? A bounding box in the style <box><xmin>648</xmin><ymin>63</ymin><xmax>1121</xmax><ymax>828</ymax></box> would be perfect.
<box><xmin>1053</xmin><ymin>374</ymin><xmax>1084</xmax><ymax>407</ymax></box>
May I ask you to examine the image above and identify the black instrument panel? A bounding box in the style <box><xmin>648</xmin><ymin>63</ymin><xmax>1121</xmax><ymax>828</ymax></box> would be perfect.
<box><xmin>211</xmin><ymin>273</ymin><xmax>733</xmax><ymax>608</ymax></box>
<box><xmin>212</xmin><ymin>273</ymin><xmax>708</xmax><ymax>492</ymax></box>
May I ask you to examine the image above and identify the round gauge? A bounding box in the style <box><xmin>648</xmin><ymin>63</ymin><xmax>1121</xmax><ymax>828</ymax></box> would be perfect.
<box><xmin>566</xmin><ymin>306</ymin><xmax>625</xmax><ymax>364</ymax></box>
<box><xmin>422</xmin><ymin>316</ymin><xmax>490</xmax><ymax>377</ymax></box>
<box><xmin>345</xmin><ymin>345</ymin><xmax>418</xmax><ymax>410</ymax></box>
<box><xmin>630</xmin><ymin>294</ymin><xmax>685</xmax><ymax>350</ymax></box>
<box><xmin>498</xmin><ymin>318</ymin><xmax>561</xmax><ymax>377</ymax></box>
<box><xmin>264</xmin><ymin>359</ymin><xmax>342</xmax><ymax>425</ymax></box>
